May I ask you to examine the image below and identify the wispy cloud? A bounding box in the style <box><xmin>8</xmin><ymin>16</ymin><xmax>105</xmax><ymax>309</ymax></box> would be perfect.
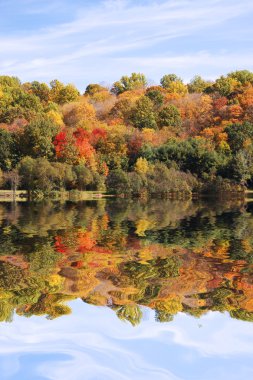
<box><xmin>0</xmin><ymin>0</ymin><xmax>253</xmax><ymax>88</ymax></box>
<box><xmin>0</xmin><ymin>303</ymin><xmax>253</xmax><ymax>379</ymax></box>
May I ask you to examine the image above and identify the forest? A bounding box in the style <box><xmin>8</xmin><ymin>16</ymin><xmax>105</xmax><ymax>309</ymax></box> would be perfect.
<box><xmin>1</xmin><ymin>71</ymin><xmax>253</xmax><ymax>198</ymax></box>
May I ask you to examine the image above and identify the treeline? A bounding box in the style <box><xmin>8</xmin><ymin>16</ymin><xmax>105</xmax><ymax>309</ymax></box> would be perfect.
<box><xmin>1</xmin><ymin>71</ymin><xmax>253</xmax><ymax>198</ymax></box>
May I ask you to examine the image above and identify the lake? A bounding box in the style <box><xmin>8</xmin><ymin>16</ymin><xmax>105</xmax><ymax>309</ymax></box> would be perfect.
<box><xmin>0</xmin><ymin>198</ymin><xmax>253</xmax><ymax>380</ymax></box>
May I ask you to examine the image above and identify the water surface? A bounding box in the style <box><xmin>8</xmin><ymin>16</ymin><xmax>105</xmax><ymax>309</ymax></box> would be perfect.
<box><xmin>0</xmin><ymin>199</ymin><xmax>253</xmax><ymax>379</ymax></box>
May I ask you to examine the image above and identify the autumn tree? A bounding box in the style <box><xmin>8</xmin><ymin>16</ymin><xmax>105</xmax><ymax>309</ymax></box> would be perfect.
<box><xmin>160</xmin><ymin>74</ymin><xmax>187</xmax><ymax>95</ymax></box>
<box><xmin>85</xmin><ymin>84</ymin><xmax>108</xmax><ymax>96</ymax></box>
<box><xmin>54</xmin><ymin>128</ymin><xmax>96</xmax><ymax>168</ymax></box>
<box><xmin>50</xmin><ymin>80</ymin><xmax>79</xmax><ymax>105</ymax></box>
<box><xmin>111</xmin><ymin>73</ymin><xmax>147</xmax><ymax>95</ymax></box>
<box><xmin>188</xmin><ymin>75</ymin><xmax>211</xmax><ymax>93</ymax></box>
<box><xmin>213</xmin><ymin>76</ymin><xmax>239</xmax><ymax>97</ymax></box>
<box><xmin>62</xmin><ymin>98</ymin><xmax>96</xmax><ymax>128</ymax></box>
<box><xmin>228</xmin><ymin>70</ymin><xmax>253</xmax><ymax>85</ymax></box>
<box><xmin>29</xmin><ymin>81</ymin><xmax>50</xmax><ymax>103</ymax></box>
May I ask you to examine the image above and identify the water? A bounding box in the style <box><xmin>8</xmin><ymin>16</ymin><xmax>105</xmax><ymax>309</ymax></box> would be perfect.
<box><xmin>0</xmin><ymin>198</ymin><xmax>253</xmax><ymax>379</ymax></box>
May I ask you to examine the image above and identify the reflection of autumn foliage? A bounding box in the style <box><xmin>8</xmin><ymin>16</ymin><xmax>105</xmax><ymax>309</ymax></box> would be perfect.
<box><xmin>1</xmin><ymin>200</ymin><xmax>253</xmax><ymax>325</ymax></box>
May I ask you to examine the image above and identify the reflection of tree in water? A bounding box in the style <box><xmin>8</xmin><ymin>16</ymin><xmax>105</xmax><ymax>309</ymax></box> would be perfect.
<box><xmin>0</xmin><ymin>199</ymin><xmax>252</xmax><ymax>326</ymax></box>
<box><xmin>114</xmin><ymin>305</ymin><xmax>143</xmax><ymax>327</ymax></box>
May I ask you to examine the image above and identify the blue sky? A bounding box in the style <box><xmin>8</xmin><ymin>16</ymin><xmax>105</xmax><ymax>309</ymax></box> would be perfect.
<box><xmin>1</xmin><ymin>0</ymin><xmax>253</xmax><ymax>90</ymax></box>
<box><xmin>1</xmin><ymin>301</ymin><xmax>253</xmax><ymax>380</ymax></box>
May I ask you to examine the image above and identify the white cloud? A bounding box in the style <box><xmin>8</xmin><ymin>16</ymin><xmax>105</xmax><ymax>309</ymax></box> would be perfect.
<box><xmin>0</xmin><ymin>303</ymin><xmax>253</xmax><ymax>379</ymax></box>
<box><xmin>0</xmin><ymin>302</ymin><xmax>182</xmax><ymax>380</ymax></box>
<box><xmin>0</xmin><ymin>0</ymin><xmax>253</xmax><ymax>87</ymax></box>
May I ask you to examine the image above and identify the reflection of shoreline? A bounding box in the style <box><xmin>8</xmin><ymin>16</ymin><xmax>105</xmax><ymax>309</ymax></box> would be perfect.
<box><xmin>0</xmin><ymin>199</ymin><xmax>252</xmax><ymax>325</ymax></box>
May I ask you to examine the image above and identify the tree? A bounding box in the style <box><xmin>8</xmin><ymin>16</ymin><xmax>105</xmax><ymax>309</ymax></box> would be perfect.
<box><xmin>50</xmin><ymin>80</ymin><xmax>79</xmax><ymax>104</ymax></box>
<box><xmin>135</xmin><ymin>157</ymin><xmax>149</xmax><ymax>174</ymax></box>
<box><xmin>225</xmin><ymin>122</ymin><xmax>253</xmax><ymax>152</ymax></box>
<box><xmin>18</xmin><ymin>157</ymin><xmax>66</xmax><ymax>196</ymax></box>
<box><xmin>153</xmin><ymin>138</ymin><xmax>219</xmax><ymax>180</ymax></box>
<box><xmin>97</xmin><ymin>134</ymin><xmax>128</xmax><ymax>170</ymax></box>
<box><xmin>130</xmin><ymin>96</ymin><xmax>157</xmax><ymax>129</ymax></box>
<box><xmin>53</xmin><ymin>130</ymin><xmax>79</xmax><ymax>164</ymax></box>
<box><xmin>115</xmin><ymin>305</ymin><xmax>143</xmax><ymax>326</ymax></box>
<box><xmin>4</xmin><ymin>169</ymin><xmax>20</xmax><ymax>199</ymax></box>
<box><xmin>160</xmin><ymin>74</ymin><xmax>187</xmax><ymax>95</ymax></box>
<box><xmin>155</xmin><ymin>310</ymin><xmax>174</xmax><ymax>323</ymax></box>
<box><xmin>62</xmin><ymin>98</ymin><xmax>96</xmax><ymax>128</ymax></box>
<box><xmin>213</xmin><ymin>76</ymin><xmax>239</xmax><ymax>97</ymax></box>
<box><xmin>157</xmin><ymin>105</ymin><xmax>182</xmax><ymax>130</ymax></box>
<box><xmin>0</xmin><ymin>76</ymin><xmax>21</xmax><ymax>89</ymax></box>
<box><xmin>18</xmin><ymin>156</ymin><xmax>36</xmax><ymax>195</ymax></box>
<box><xmin>73</xmin><ymin>165</ymin><xmax>94</xmax><ymax>190</ymax></box>
<box><xmin>0</xmin><ymin>169</ymin><xmax>4</xmax><ymax>188</ymax></box>
<box><xmin>111</xmin><ymin>73</ymin><xmax>147</xmax><ymax>95</ymax></box>
<box><xmin>30</xmin><ymin>81</ymin><xmax>50</xmax><ymax>103</ymax></box>
<box><xmin>85</xmin><ymin>83</ymin><xmax>108</xmax><ymax>96</ymax></box>
<box><xmin>228</xmin><ymin>70</ymin><xmax>253</xmax><ymax>85</ymax></box>
<box><xmin>21</xmin><ymin>116</ymin><xmax>60</xmax><ymax>159</ymax></box>
<box><xmin>0</xmin><ymin>129</ymin><xmax>15</xmax><ymax>170</ymax></box>
<box><xmin>18</xmin><ymin>157</ymin><xmax>76</xmax><ymax>195</ymax></box>
<box><xmin>188</xmin><ymin>75</ymin><xmax>211</xmax><ymax>93</ymax></box>
<box><xmin>51</xmin><ymin>162</ymin><xmax>76</xmax><ymax>190</ymax></box>
<box><xmin>145</xmin><ymin>87</ymin><xmax>165</xmax><ymax>109</ymax></box>
<box><xmin>0</xmin><ymin>87</ymin><xmax>43</xmax><ymax>123</ymax></box>
<box><xmin>229</xmin><ymin>149</ymin><xmax>253</xmax><ymax>185</ymax></box>
<box><xmin>174</xmin><ymin>93</ymin><xmax>213</xmax><ymax>135</ymax></box>
<box><xmin>160</xmin><ymin>74</ymin><xmax>182</xmax><ymax>87</ymax></box>
<box><xmin>54</xmin><ymin>128</ymin><xmax>96</xmax><ymax>167</ymax></box>
<box><xmin>106</xmin><ymin>169</ymin><xmax>130</xmax><ymax>194</ymax></box>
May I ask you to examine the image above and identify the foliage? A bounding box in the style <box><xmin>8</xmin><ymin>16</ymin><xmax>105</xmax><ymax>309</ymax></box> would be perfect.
<box><xmin>130</xmin><ymin>96</ymin><xmax>157</xmax><ymax>129</ymax></box>
<box><xmin>0</xmin><ymin>200</ymin><xmax>252</xmax><ymax>325</ymax></box>
<box><xmin>1</xmin><ymin>71</ymin><xmax>253</xmax><ymax>196</ymax></box>
<box><xmin>157</xmin><ymin>105</ymin><xmax>182</xmax><ymax>129</ymax></box>
<box><xmin>111</xmin><ymin>73</ymin><xmax>147</xmax><ymax>95</ymax></box>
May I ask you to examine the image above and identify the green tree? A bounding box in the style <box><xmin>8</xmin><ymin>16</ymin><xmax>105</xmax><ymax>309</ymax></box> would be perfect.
<box><xmin>188</xmin><ymin>75</ymin><xmax>211</xmax><ymax>93</ymax></box>
<box><xmin>0</xmin><ymin>129</ymin><xmax>15</xmax><ymax>170</ymax></box>
<box><xmin>228</xmin><ymin>70</ymin><xmax>253</xmax><ymax>85</ymax></box>
<box><xmin>0</xmin><ymin>87</ymin><xmax>43</xmax><ymax>123</ymax></box>
<box><xmin>85</xmin><ymin>83</ymin><xmax>108</xmax><ymax>96</ymax></box>
<box><xmin>229</xmin><ymin>150</ymin><xmax>253</xmax><ymax>185</ymax></box>
<box><xmin>145</xmin><ymin>87</ymin><xmax>164</xmax><ymax>109</ymax></box>
<box><xmin>21</xmin><ymin>116</ymin><xmax>60</xmax><ymax>159</ymax></box>
<box><xmin>213</xmin><ymin>76</ymin><xmax>239</xmax><ymax>97</ymax></box>
<box><xmin>73</xmin><ymin>165</ymin><xmax>94</xmax><ymax>190</ymax></box>
<box><xmin>160</xmin><ymin>74</ymin><xmax>183</xmax><ymax>88</ymax></box>
<box><xmin>225</xmin><ymin>122</ymin><xmax>253</xmax><ymax>152</ymax></box>
<box><xmin>130</xmin><ymin>96</ymin><xmax>157</xmax><ymax>129</ymax></box>
<box><xmin>0</xmin><ymin>76</ymin><xmax>21</xmax><ymax>89</ymax></box>
<box><xmin>157</xmin><ymin>105</ymin><xmax>182</xmax><ymax>130</ymax></box>
<box><xmin>111</xmin><ymin>73</ymin><xmax>147</xmax><ymax>95</ymax></box>
<box><xmin>30</xmin><ymin>81</ymin><xmax>50</xmax><ymax>103</ymax></box>
<box><xmin>50</xmin><ymin>80</ymin><xmax>79</xmax><ymax>104</ymax></box>
<box><xmin>106</xmin><ymin>169</ymin><xmax>130</xmax><ymax>195</ymax></box>
<box><xmin>18</xmin><ymin>157</ymin><xmax>64</xmax><ymax>196</ymax></box>
<box><xmin>160</xmin><ymin>74</ymin><xmax>187</xmax><ymax>94</ymax></box>
<box><xmin>115</xmin><ymin>305</ymin><xmax>143</xmax><ymax>326</ymax></box>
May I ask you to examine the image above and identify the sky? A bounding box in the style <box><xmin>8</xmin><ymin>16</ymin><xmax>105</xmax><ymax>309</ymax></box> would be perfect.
<box><xmin>1</xmin><ymin>300</ymin><xmax>253</xmax><ymax>380</ymax></box>
<box><xmin>1</xmin><ymin>0</ymin><xmax>253</xmax><ymax>90</ymax></box>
